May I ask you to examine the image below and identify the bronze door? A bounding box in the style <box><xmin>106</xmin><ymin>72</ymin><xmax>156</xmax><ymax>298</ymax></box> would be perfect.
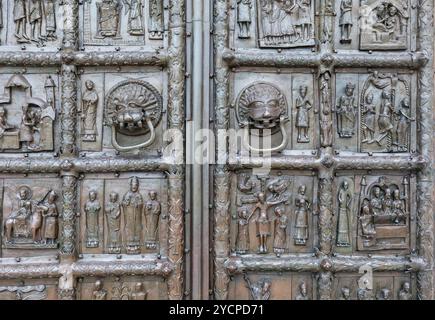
<box><xmin>211</xmin><ymin>0</ymin><xmax>434</xmax><ymax>300</ymax></box>
<box><xmin>0</xmin><ymin>0</ymin><xmax>434</xmax><ymax>301</ymax></box>
<box><xmin>0</xmin><ymin>0</ymin><xmax>185</xmax><ymax>300</ymax></box>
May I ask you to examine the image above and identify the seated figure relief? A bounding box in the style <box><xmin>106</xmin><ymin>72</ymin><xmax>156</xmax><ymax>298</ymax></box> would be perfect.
<box><xmin>360</xmin><ymin>1</ymin><xmax>409</xmax><ymax>50</ymax></box>
<box><xmin>357</xmin><ymin>176</ymin><xmax>410</xmax><ymax>251</ymax></box>
<box><xmin>3</xmin><ymin>186</ymin><xmax>59</xmax><ymax>249</ymax></box>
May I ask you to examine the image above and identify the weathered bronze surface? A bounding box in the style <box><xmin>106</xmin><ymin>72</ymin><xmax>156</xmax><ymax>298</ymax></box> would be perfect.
<box><xmin>0</xmin><ymin>0</ymin><xmax>433</xmax><ymax>301</ymax></box>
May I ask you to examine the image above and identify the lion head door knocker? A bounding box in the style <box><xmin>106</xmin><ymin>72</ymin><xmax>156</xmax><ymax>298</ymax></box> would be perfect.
<box><xmin>236</xmin><ymin>82</ymin><xmax>289</xmax><ymax>153</ymax></box>
<box><xmin>105</xmin><ymin>80</ymin><xmax>163</xmax><ymax>152</ymax></box>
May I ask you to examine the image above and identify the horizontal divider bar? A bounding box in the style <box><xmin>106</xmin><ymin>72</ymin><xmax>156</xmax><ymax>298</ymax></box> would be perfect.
<box><xmin>223</xmin><ymin>49</ymin><xmax>427</xmax><ymax>70</ymax></box>
<box><xmin>0</xmin><ymin>51</ymin><xmax>168</xmax><ymax>67</ymax></box>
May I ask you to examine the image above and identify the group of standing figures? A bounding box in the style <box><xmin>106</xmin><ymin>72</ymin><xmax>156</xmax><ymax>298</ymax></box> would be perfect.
<box><xmin>236</xmin><ymin>176</ymin><xmax>311</xmax><ymax>256</ymax></box>
<box><xmin>13</xmin><ymin>0</ymin><xmax>57</xmax><ymax>46</ymax></box>
<box><xmin>84</xmin><ymin>177</ymin><xmax>162</xmax><ymax>254</ymax></box>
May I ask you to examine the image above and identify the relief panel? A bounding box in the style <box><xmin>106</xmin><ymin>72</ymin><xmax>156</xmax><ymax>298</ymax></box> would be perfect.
<box><xmin>79</xmin><ymin>174</ymin><xmax>168</xmax><ymax>255</ymax></box>
<box><xmin>228</xmin><ymin>273</ymin><xmax>314</xmax><ymax>300</ymax></box>
<box><xmin>0</xmin><ymin>0</ymin><xmax>63</xmax><ymax>49</ymax></box>
<box><xmin>78</xmin><ymin>68</ymin><xmax>166</xmax><ymax>154</ymax></box>
<box><xmin>81</xmin><ymin>0</ymin><xmax>165</xmax><ymax>47</ymax></box>
<box><xmin>334</xmin><ymin>0</ymin><xmax>416</xmax><ymax>51</ymax></box>
<box><xmin>0</xmin><ymin>71</ymin><xmax>60</xmax><ymax>153</ymax></box>
<box><xmin>333</xmin><ymin>273</ymin><xmax>414</xmax><ymax>300</ymax></box>
<box><xmin>334</xmin><ymin>71</ymin><xmax>416</xmax><ymax>153</ymax></box>
<box><xmin>333</xmin><ymin>173</ymin><xmax>416</xmax><ymax>254</ymax></box>
<box><xmin>1</xmin><ymin>177</ymin><xmax>61</xmax><ymax>257</ymax></box>
<box><xmin>77</xmin><ymin>276</ymin><xmax>166</xmax><ymax>300</ymax></box>
<box><xmin>230</xmin><ymin>171</ymin><xmax>317</xmax><ymax>255</ymax></box>
<box><xmin>230</xmin><ymin>0</ymin><xmax>318</xmax><ymax>50</ymax></box>
<box><xmin>231</xmin><ymin>70</ymin><xmax>318</xmax><ymax>153</ymax></box>
<box><xmin>0</xmin><ymin>279</ymin><xmax>58</xmax><ymax>300</ymax></box>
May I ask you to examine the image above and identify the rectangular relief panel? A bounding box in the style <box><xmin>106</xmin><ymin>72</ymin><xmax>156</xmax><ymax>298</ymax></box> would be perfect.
<box><xmin>78</xmin><ymin>173</ymin><xmax>168</xmax><ymax>255</ymax></box>
<box><xmin>0</xmin><ymin>0</ymin><xmax>63</xmax><ymax>50</ymax></box>
<box><xmin>231</xmin><ymin>69</ymin><xmax>318</xmax><ymax>153</ymax></box>
<box><xmin>78</xmin><ymin>67</ymin><xmax>166</xmax><ymax>154</ymax></box>
<box><xmin>334</xmin><ymin>70</ymin><xmax>416</xmax><ymax>153</ymax></box>
<box><xmin>228</xmin><ymin>273</ymin><xmax>315</xmax><ymax>300</ymax></box>
<box><xmin>1</xmin><ymin>176</ymin><xmax>61</xmax><ymax>257</ymax></box>
<box><xmin>77</xmin><ymin>276</ymin><xmax>167</xmax><ymax>300</ymax></box>
<box><xmin>0</xmin><ymin>278</ymin><xmax>59</xmax><ymax>300</ymax></box>
<box><xmin>0</xmin><ymin>69</ymin><xmax>60</xmax><ymax>153</ymax></box>
<box><xmin>334</xmin><ymin>272</ymin><xmax>415</xmax><ymax>300</ymax></box>
<box><xmin>333</xmin><ymin>172</ymin><xmax>416</xmax><ymax>254</ymax></box>
<box><xmin>230</xmin><ymin>171</ymin><xmax>318</xmax><ymax>255</ymax></box>
<box><xmin>80</xmin><ymin>0</ymin><xmax>166</xmax><ymax>48</ymax></box>
<box><xmin>230</xmin><ymin>0</ymin><xmax>319</xmax><ymax>49</ymax></box>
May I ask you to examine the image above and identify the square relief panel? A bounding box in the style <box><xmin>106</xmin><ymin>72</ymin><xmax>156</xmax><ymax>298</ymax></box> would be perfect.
<box><xmin>333</xmin><ymin>173</ymin><xmax>416</xmax><ymax>254</ymax></box>
<box><xmin>0</xmin><ymin>70</ymin><xmax>60</xmax><ymax>154</ymax></box>
<box><xmin>231</xmin><ymin>70</ymin><xmax>318</xmax><ymax>153</ymax></box>
<box><xmin>0</xmin><ymin>176</ymin><xmax>62</xmax><ymax>257</ymax></box>
<box><xmin>78</xmin><ymin>173</ymin><xmax>168</xmax><ymax>255</ymax></box>
<box><xmin>230</xmin><ymin>0</ymin><xmax>318</xmax><ymax>50</ymax></box>
<box><xmin>0</xmin><ymin>278</ymin><xmax>59</xmax><ymax>300</ymax></box>
<box><xmin>77</xmin><ymin>275</ymin><xmax>166</xmax><ymax>300</ymax></box>
<box><xmin>334</xmin><ymin>0</ymin><xmax>416</xmax><ymax>52</ymax></box>
<box><xmin>0</xmin><ymin>0</ymin><xmax>63</xmax><ymax>50</ymax></box>
<box><xmin>80</xmin><ymin>0</ymin><xmax>166</xmax><ymax>48</ymax></box>
<box><xmin>230</xmin><ymin>171</ymin><xmax>318</xmax><ymax>255</ymax></box>
<box><xmin>78</xmin><ymin>67</ymin><xmax>166</xmax><ymax>154</ymax></box>
<box><xmin>228</xmin><ymin>273</ymin><xmax>314</xmax><ymax>300</ymax></box>
<box><xmin>334</xmin><ymin>272</ymin><xmax>415</xmax><ymax>300</ymax></box>
<box><xmin>334</xmin><ymin>70</ymin><xmax>416</xmax><ymax>153</ymax></box>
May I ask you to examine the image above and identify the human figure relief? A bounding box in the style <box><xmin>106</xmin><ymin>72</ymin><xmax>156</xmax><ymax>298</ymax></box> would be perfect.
<box><xmin>359</xmin><ymin>198</ymin><xmax>376</xmax><ymax>237</ymax></box>
<box><xmin>105</xmin><ymin>192</ymin><xmax>122</xmax><ymax>253</ymax></box>
<box><xmin>122</xmin><ymin>177</ymin><xmax>143</xmax><ymax>254</ymax></box>
<box><xmin>237</xmin><ymin>0</ymin><xmax>252</xmax><ymax>39</ymax></box>
<box><xmin>361</xmin><ymin>92</ymin><xmax>376</xmax><ymax>142</ymax></box>
<box><xmin>85</xmin><ymin>191</ymin><xmax>101</xmax><ymax>248</ymax></box>
<box><xmin>92</xmin><ymin>280</ymin><xmax>107</xmax><ymax>300</ymax></box>
<box><xmin>250</xmin><ymin>192</ymin><xmax>273</xmax><ymax>254</ymax></box>
<box><xmin>295</xmin><ymin>85</ymin><xmax>312</xmax><ymax>143</ymax></box>
<box><xmin>339</xmin><ymin>0</ymin><xmax>353</xmax><ymax>43</ymax></box>
<box><xmin>376</xmin><ymin>89</ymin><xmax>394</xmax><ymax>143</ymax></box>
<box><xmin>273</xmin><ymin>207</ymin><xmax>288</xmax><ymax>255</ymax></box>
<box><xmin>131</xmin><ymin>282</ymin><xmax>147</xmax><ymax>300</ymax></box>
<box><xmin>124</xmin><ymin>0</ymin><xmax>144</xmax><ymax>35</ymax></box>
<box><xmin>19</xmin><ymin>104</ymin><xmax>40</xmax><ymax>151</ymax></box>
<box><xmin>382</xmin><ymin>188</ymin><xmax>393</xmax><ymax>216</ymax></box>
<box><xmin>149</xmin><ymin>0</ymin><xmax>163</xmax><ymax>39</ymax></box>
<box><xmin>295</xmin><ymin>281</ymin><xmax>309</xmax><ymax>300</ymax></box>
<box><xmin>336</xmin><ymin>83</ymin><xmax>357</xmax><ymax>138</ymax></box>
<box><xmin>296</xmin><ymin>0</ymin><xmax>312</xmax><ymax>42</ymax></box>
<box><xmin>243</xmin><ymin>274</ymin><xmax>271</xmax><ymax>300</ymax></box>
<box><xmin>144</xmin><ymin>190</ymin><xmax>161</xmax><ymax>249</ymax></box>
<box><xmin>339</xmin><ymin>287</ymin><xmax>351</xmax><ymax>300</ymax></box>
<box><xmin>394</xmin><ymin>97</ymin><xmax>413</xmax><ymax>152</ymax></box>
<box><xmin>81</xmin><ymin>80</ymin><xmax>99</xmax><ymax>142</ymax></box>
<box><xmin>392</xmin><ymin>189</ymin><xmax>406</xmax><ymax>224</ymax></box>
<box><xmin>357</xmin><ymin>288</ymin><xmax>373</xmax><ymax>300</ymax></box>
<box><xmin>96</xmin><ymin>0</ymin><xmax>122</xmax><ymax>38</ymax></box>
<box><xmin>29</xmin><ymin>0</ymin><xmax>44</xmax><ymax>45</ymax></box>
<box><xmin>398</xmin><ymin>282</ymin><xmax>412</xmax><ymax>300</ymax></box>
<box><xmin>294</xmin><ymin>185</ymin><xmax>310</xmax><ymax>246</ymax></box>
<box><xmin>39</xmin><ymin>190</ymin><xmax>58</xmax><ymax>245</ymax></box>
<box><xmin>337</xmin><ymin>181</ymin><xmax>352</xmax><ymax>247</ymax></box>
<box><xmin>236</xmin><ymin>208</ymin><xmax>250</xmax><ymax>254</ymax></box>
<box><xmin>14</xmin><ymin>0</ymin><xmax>30</xmax><ymax>43</ymax></box>
<box><xmin>4</xmin><ymin>186</ymin><xmax>33</xmax><ymax>242</ymax></box>
<box><xmin>45</xmin><ymin>0</ymin><xmax>57</xmax><ymax>40</ymax></box>
<box><xmin>376</xmin><ymin>288</ymin><xmax>391</xmax><ymax>300</ymax></box>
